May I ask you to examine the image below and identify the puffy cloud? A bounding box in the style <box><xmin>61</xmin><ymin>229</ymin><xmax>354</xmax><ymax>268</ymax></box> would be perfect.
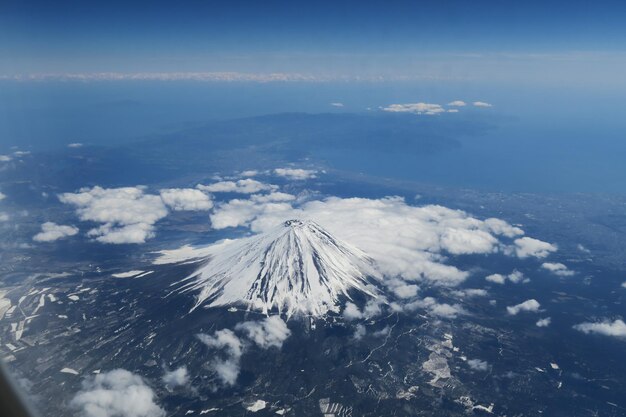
<box><xmin>536</xmin><ymin>317</ymin><xmax>551</xmax><ymax>327</ymax></box>
<box><xmin>60</xmin><ymin>185</ymin><xmax>219</xmax><ymax>244</ymax></box>
<box><xmin>382</xmin><ymin>103</ymin><xmax>446</xmax><ymax>115</ymax></box>
<box><xmin>70</xmin><ymin>369</ymin><xmax>165</xmax><ymax>417</ymax></box>
<box><xmin>506</xmin><ymin>299</ymin><xmax>541</xmax><ymax>315</ymax></box>
<box><xmin>403</xmin><ymin>297</ymin><xmax>464</xmax><ymax>319</ymax></box>
<box><xmin>59</xmin><ymin>186</ymin><xmax>168</xmax><ymax>244</ymax></box>
<box><xmin>447</xmin><ymin>100</ymin><xmax>466</xmax><ymax>107</ymax></box>
<box><xmin>208</xmin><ymin>195</ymin><xmax>528</xmax><ymax>287</ymax></box>
<box><xmin>485</xmin><ymin>273</ymin><xmax>505</xmax><ymax>284</ymax></box>
<box><xmin>273</xmin><ymin>168</ymin><xmax>318</xmax><ymax>180</ymax></box>
<box><xmin>473</xmin><ymin>101</ymin><xmax>493</xmax><ymax>107</ymax></box>
<box><xmin>0</xmin><ymin>155</ymin><xmax>12</xmax><ymax>162</ymax></box>
<box><xmin>622</xmin><ymin>282</ymin><xmax>626</xmax><ymax>289</ymax></box>
<box><xmin>510</xmin><ymin>237</ymin><xmax>557</xmax><ymax>259</ymax></box>
<box><xmin>33</xmin><ymin>222</ymin><xmax>79</xmax><ymax>242</ymax></box>
<box><xmin>541</xmin><ymin>262</ymin><xmax>574</xmax><ymax>277</ymax></box>
<box><xmin>342</xmin><ymin>299</ymin><xmax>384</xmax><ymax>321</ymax></box>
<box><xmin>197</xmin><ymin>179</ymin><xmax>276</xmax><ymax>194</ymax></box>
<box><xmin>450</xmin><ymin>288</ymin><xmax>488</xmax><ymax>298</ymax></box>
<box><xmin>0</xmin><ymin>191</ymin><xmax>5</xmax><ymax>201</ymax></box>
<box><xmin>197</xmin><ymin>317</ymin><xmax>291</xmax><ymax>387</ymax></box>
<box><xmin>197</xmin><ymin>329</ymin><xmax>243</xmax><ymax>387</ymax></box>
<box><xmin>235</xmin><ymin>316</ymin><xmax>291</xmax><ymax>349</ymax></box>
<box><xmin>159</xmin><ymin>188</ymin><xmax>213</xmax><ymax>211</ymax></box>
<box><xmin>467</xmin><ymin>359</ymin><xmax>489</xmax><ymax>371</ymax></box>
<box><xmin>390</xmin><ymin>282</ymin><xmax>420</xmax><ymax>299</ymax></box>
<box><xmin>239</xmin><ymin>170</ymin><xmax>258</xmax><ymax>177</ymax></box>
<box><xmin>162</xmin><ymin>366</ymin><xmax>189</xmax><ymax>388</ymax></box>
<box><xmin>485</xmin><ymin>270</ymin><xmax>526</xmax><ymax>285</ymax></box>
<box><xmin>353</xmin><ymin>324</ymin><xmax>366</xmax><ymax>340</ymax></box>
<box><xmin>343</xmin><ymin>302</ymin><xmax>363</xmax><ymax>321</ymax></box>
<box><xmin>330</xmin><ymin>102</ymin><xmax>344</xmax><ymax>107</ymax></box>
<box><xmin>209</xmin><ymin>193</ymin><xmax>296</xmax><ymax>230</ymax></box>
<box><xmin>573</xmin><ymin>319</ymin><xmax>626</xmax><ymax>338</ymax></box>
<box><xmin>0</xmin><ymin>212</ymin><xmax>8</xmax><ymax>222</ymax></box>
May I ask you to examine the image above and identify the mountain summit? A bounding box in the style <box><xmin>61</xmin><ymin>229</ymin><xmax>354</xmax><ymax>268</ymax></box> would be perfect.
<box><xmin>176</xmin><ymin>219</ymin><xmax>381</xmax><ymax>317</ymax></box>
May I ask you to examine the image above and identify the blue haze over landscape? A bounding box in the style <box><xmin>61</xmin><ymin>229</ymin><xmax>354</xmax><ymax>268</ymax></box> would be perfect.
<box><xmin>1</xmin><ymin>1</ymin><xmax>626</xmax><ymax>417</ymax></box>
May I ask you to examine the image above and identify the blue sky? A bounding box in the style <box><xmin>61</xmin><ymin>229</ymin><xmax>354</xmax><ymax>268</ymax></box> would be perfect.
<box><xmin>2</xmin><ymin>0</ymin><xmax>626</xmax><ymax>81</ymax></box>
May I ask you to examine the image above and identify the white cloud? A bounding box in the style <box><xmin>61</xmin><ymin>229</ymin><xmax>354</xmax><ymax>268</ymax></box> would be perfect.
<box><xmin>70</xmin><ymin>369</ymin><xmax>165</xmax><ymax>417</ymax></box>
<box><xmin>33</xmin><ymin>222</ymin><xmax>79</xmax><ymax>242</ymax></box>
<box><xmin>159</xmin><ymin>188</ymin><xmax>213</xmax><ymax>211</ymax></box>
<box><xmin>404</xmin><ymin>297</ymin><xmax>464</xmax><ymax>319</ymax></box>
<box><xmin>573</xmin><ymin>319</ymin><xmax>626</xmax><ymax>338</ymax></box>
<box><xmin>390</xmin><ymin>282</ymin><xmax>420</xmax><ymax>299</ymax></box>
<box><xmin>0</xmin><ymin>155</ymin><xmax>12</xmax><ymax>162</ymax></box>
<box><xmin>536</xmin><ymin>317</ymin><xmax>551</xmax><ymax>327</ymax></box>
<box><xmin>210</xmin><ymin>193</ymin><xmax>296</xmax><ymax>230</ymax></box>
<box><xmin>197</xmin><ymin>329</ymin><xmax>243</xmax><ymax>387</ymax></box>
<box><xmin>485</xmin><ymin>273</ymin><xmax>506</xmax><ymax>284</ymax></box>
<box><xmin>197</xmin><ymin>179</ymin><xmax>277</xmax><ymax>194</ymax></box>
<box><xmin>506</xmin><ymin>299</ymin><xmax>541</xmax><ymax>315</ymax></box>
<box><xmin>240</xmin><ymin>170</ymin><xmax>258</xmax><ymax>177</ymax></box>
<box><xmin>353</xmin><ymin>324</ymin><xmax>366</xmax><ymax>340</ymax></box>
<box><xmin>197</xmin><ymin>318</ymin><xmax>291</xmax><ymax>387</ymax></box>
<box><xmin>343</xmin><ymin>302</ymin><xmax>363</xmax><ymax>320</ymax></box>
<box><xmin>382</xmin><ymin>103</ymin><xmax>445</xmax><ymax>115</ymax></box>
<box><xmin>162</xmin><ymin>366</ymin><xmax>189</xmax><ymax>388</ymax></box>
<box><xmin>511</xmin><ymin>237</ymin><xmax>557</xmax><ymax>258</ymax></box>
<box><xmin>330</xmin><ymin>102</ymin><xmax>344</xmax><ymax>107</ymax></box>
<box><xmin>447</xmin><ymin>100</ymin><xmax>466</xmax><ymax>107</ymax></box>
<box><xmin>0</xmin><ymin>212</ymin><xmax>8</xmax><ymax>222</ymax></box>
<box><xmin>234</xmin><ymin>316</ymin><xmax>291</xmax><ymax>349</ymax></box>
<box><xmin>342</xmin><ymin>299</ymin><xmax>384</xmax><ymax>321</ymax></box>
<box><xmin>0</xmin><ymin>191</ymin><xmax>5</xmax><ymax>200</ymax></box>
<box><xmin>485</xmin><ymin>270</ymin><xmax>526</xmax><ymax>285</ymax></box>
<box><xmin>467</xmin><ymin>359</ymin><xmax>489</xmax><ymax>371</ymax></box>
<box><xmin>273</xmin><ymin>168</ymin><xmax>318</xmax><ymax>180</ymax></box>
<box><xmin>205</xmin><ymin>195</ymin><xmax>534</xmax><ymax>287</ymax></box>
<box><xmin>622</xmin><ymin>282</ymin><xmax>626</xmax><ymax>289</ymax></box>
<box><xmin>59</xmin><ymin>186</ymin><xmax>169</xmax><ymax>244</ymax></box>
<box><xmin>450</xmin><ymin>288</ymin><xmax>488</xmax><ymax>298</ymax></box>
<box><xmin>473</xmin><ymin>101</ymin><xmax>493</xmax><ymax>107</ymax></box>
<box><xmin>541</xmin><ymin>262</ymin><xmax>574</xmax><ymax>276</ymax></box>
<box><xmin>68</xmin><ymin>143</ymin><xmax>83</xmax><ymax>148</ymax></box>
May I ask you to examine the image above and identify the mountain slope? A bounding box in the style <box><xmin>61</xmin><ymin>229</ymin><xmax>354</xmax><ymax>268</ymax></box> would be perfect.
<box><xmin>176</xmin><ymin>219</ymin><xmax>381</xmax><ymax>317</ymax></box>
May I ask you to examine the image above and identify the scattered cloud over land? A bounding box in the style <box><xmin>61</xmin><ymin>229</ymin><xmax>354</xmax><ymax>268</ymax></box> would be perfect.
<box><xmin>536</xmin><ymin>317</ymin><xmax>551</xmax><ymax>327</ymax></box>
<box><xmin>70</xmin><ymin>369</ymin><xmax>165</xmax><ymax>417</ymax></box>
<box><xmin>507</xmin><ymin>299</ymin><xmax>541</xmax><ymax>315</ymax></box>
<box><xmin>33</xmin><ymin>222</ymin><xmax>79</xmax><ymax>242</ymax></box>
<box><xmin>198</xmin><ymin>179</ymin><xmax>276</xmax><ymax>194</ymax></box>
<box><xmin>541</xmin><ymin>262</ymin><xmax>574</xmax><ymax>276</ymax></box>
<box><xmin>382</xmin><ymin>103</ymin><xmax>445</xmax><ymax>115</ymax></box>
<box><xmin>273</xmin><ymin>168</ymin><xmax>318</xmax><ymax>180</ymax></box>
<box><xmin>159</xmin><ymin>188</ymin><xmax>213</xmax><ymax>211</ymax></box>
<box><xmin>467</xmin><ymin>359</ymin><xmax>490</xmax><ymax>371</ymax></box>
<box><xmin>197</xmin><ymin>316</ymin><xmax>291</xmax><ymax>387</ymax></box>
<box><xmin>510</xmin><ymin>237</ymin><xmax>557</xmax><ymax>258</ymax></box>
<box><xmin>162</xmin><ymin>366</ymin><xmax>189</xmax><ymax>388</ymax></box>
<box><xmin>485</xmin><ymin>270</ymin><xmax>527</xmax><ymax>285</ymax></box>
<box><xmin>574</xmin><ymin>319</ymin><xmax>626</xmax><ymax>338</ymax></box>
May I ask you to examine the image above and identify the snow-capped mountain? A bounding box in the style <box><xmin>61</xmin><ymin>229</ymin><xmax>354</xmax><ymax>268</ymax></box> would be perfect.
<box><xmin>176</xmin><ymin>219</ymin><xmax>381</xmax><ymax>317</ymax></box>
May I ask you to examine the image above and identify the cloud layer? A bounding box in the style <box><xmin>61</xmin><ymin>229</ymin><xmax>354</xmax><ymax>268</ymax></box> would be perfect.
<box><xmin>206</xmin><ymin>195</ymin><xmax>546</xmax><ymax>287</ymax></box>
